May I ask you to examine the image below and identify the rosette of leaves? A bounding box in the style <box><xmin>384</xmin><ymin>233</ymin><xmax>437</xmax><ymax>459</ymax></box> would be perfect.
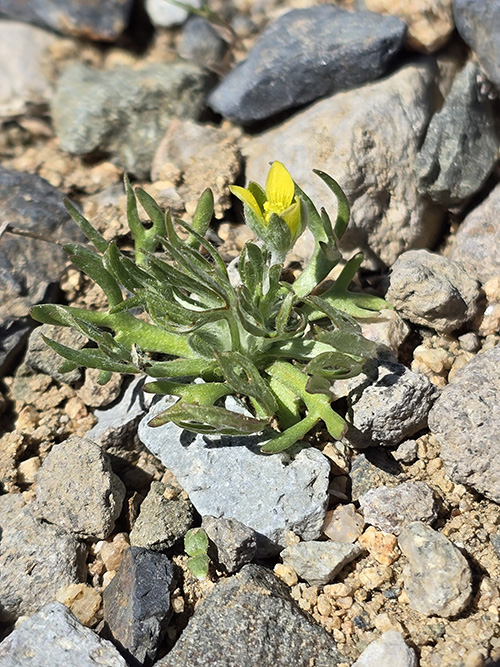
<box><xmin>30</xmin><ymin>164</ymin><xmax>387</xmax><ymax>453</ymax></box>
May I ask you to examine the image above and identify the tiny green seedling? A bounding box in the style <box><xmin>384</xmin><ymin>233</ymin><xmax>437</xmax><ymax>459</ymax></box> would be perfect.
<box><xmin>184</xmin><ymin>528</ymin><xmax>210</xmax><ymax>580</ymax></box>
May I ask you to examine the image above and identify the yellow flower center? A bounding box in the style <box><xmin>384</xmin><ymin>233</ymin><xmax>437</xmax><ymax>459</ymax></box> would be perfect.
<box><xmin>263</xmin><ymin>199</ymin><xmax>289</xmax><ymax>223</ymax></box>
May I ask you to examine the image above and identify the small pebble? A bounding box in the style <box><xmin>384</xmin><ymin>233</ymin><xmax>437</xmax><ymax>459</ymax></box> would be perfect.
<box><xmin>323</xmin><ymin>504</ymin><xmax>365</xmax><ymax>543</ymax></box>
<box><xmin>358</xmin><ymin>526</ymin><xmax>400</xmax><ymax>565</ymax></box>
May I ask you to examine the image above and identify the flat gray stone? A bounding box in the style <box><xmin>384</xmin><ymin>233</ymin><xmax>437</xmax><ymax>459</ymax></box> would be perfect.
<box><xmin>25</xmin><ymin>324</ymin><xmax>86</xmax><ymax>383</ymax></box>
<box><xmin>244</xmin><ymin>62</ymin><xmax>443</xmax><ymax>269</ymax></box>
<box><xmin>0</xmin><ymin>602</ymin><xmax>128</xmax><ymax>666</ymax></box>
<box><xmin>385</xmin><ymin>249</ymin><xmax>481</xmax><ymax>333</ymax></box>
<box><xmin>281</xmin><ymin>541</ymin><xmax>362</xmax><ymax>586</ymax></box>
<box><xmin>34</xmin><ymin>436</ymin><xmax>125</xmax><ymax>540</ymax></box>
<box><xmin>450</xmin><ymin>182</ymin><xmax>500</xmax><ymax>285</ymax></box>
<box><xmin>415</xmin><ymin>61</ymin><xmax>499</xmax><ymax>206</ymax></box>
<box><xmin>399</xmin><ymin>522</ymin><xmax>473</xmax><ymax>617</ymax></box>
<box><xmin>202</xmin><ymin>515</ymin><xmax>257</xmax><ymax>574</ymax></box>
<box><xmin>157</xmin><ymin>564</ymin><xmax>346</xmax><ymax>667</ymax></box>
<box><xmin>52</xmin><ymin>62</ymin><xmax>210</xmax><ymax>177</ymax></box>
<box><xmin>428</xmin><ymin>346</ymin><xmax>500</xmax><ymax>502</ymax></box>
<box><xmin>209</xmin><ymin>5</ymin><xmax>406</xmax><ymax>123</ymax></box>
<box><xmin>0</xmin><ymin>494</ymin><xmax>86</xmax><ymax>622</ymax></box>
<box><xmin>344</xmin><ymin>358</ymin><xmax>440</xmax><ymax>448</ymax></box>
<box><xmin>138</xmin><ymin>396</ymin><xmax>331</xmax><ymax>556</ymax></box>
<box><xmin>352</xmin><ymin>630</ymin><xmax>417</xmax><ymax>667</ymax></box>
<box><xmin>359</xmin><ymin>481</ymin><xmax>437</xmax><ymax>535</ymax></box>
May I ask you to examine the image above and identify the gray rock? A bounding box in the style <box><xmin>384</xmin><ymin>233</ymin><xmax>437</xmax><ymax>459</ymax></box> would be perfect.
<box><xmin>393</xmin><ymin>440</ymin><xmax>418</xmax><ymax>465</ymax></box>
<box><xmin>25</xmin><ymin>323</ymin><xmax>86</xmax><ymax>383</ymax></box>
<box><xmin>103</xmin><ymin>547</ymin><xmax>175</xmax><ymax>665</ymax></box>
<box><xmin>35</xmin><ymin>436</ymin><xmax>126</xmax><ymax>540</ymax></box>
<box><xmin>179</xmin><ymin>16</ymin><xmax>228</xmax><ymax>69</ymax></box>
<box><xmin>0</xmin><ymin>494</ymin><xmax>86</xmax><ymax>622</ymax></box>
<box><xmin>156</xmin><ymin>564</ymin><xmax>346</xmax><ymax>667</ymax></box>
<box><xmin>428</xmin><ymin>345</ymin><xmax>500</xmax><ymax>502</ymax></box>
<box><xmin>359</xmin><ymin>481</ymin><xmax>437</xmax><ymax>535</ymax></box>
<box><xmin>281</xmin><ymin>541</ymin><xmax>362</xmax><ymax>586</ymax></box>
<box><xmin>138</xmin><ymin>396</ymin><xmax>331</xmax><ymax>556</ymax></box>
<box><xmin>0</xmin><ymin>0</ymin><xmax>134</xmax><ymax>41</ymax></box>
<box><xmin>145</xmin><ymin>0</ymin><xmax>202</xmax><ymax>27</ymax></box>
<box><xmin>453</xmin><ymin>0</ymin><xmax>500</xmax><ymax>89</ymax></box>
<box><xmin>385</xmin><ymin>249</ymin><xmax>482</xmax><ymax>333</ymax></box>
<box><xmin>450</xmin><ymin>182</ymin><xmax>500</xmax><ymax>284</ymax></box>
<box><xmin>415</xmin><ymin>61</ymin><xmax>499</xmax><ymax>206</ymax></box>
<box><xmin>209</xmin><ymin>6</ymin><xmax>406</xmax><ymax>124</ymax></box>
<box><xmin>350</xmin><ymin>449</ymin><xmax>403</xmax><ymax>502</ymax></box>
<box><xmin>0</xmin><ymin>20</ymin><xmax>57</xmax><ymax>118</ymax></box>
<box><xmin>399</xmin><ymin>522</ymin><xmax>473</xmax><ymax>617</ymax></box>
<box><xmin>129</xmin><ymin>480</ymin><xmax>194</xmax><ymax>551</ymax></box>
<box><xmin>52</xmin><ymin>62</ymin><xmax>210</xmax><ymax>178</ymax></box>
<box><xmin>0</xmin><ymin>602</ymin><xmax>128</xmax><ymax>667</ymax></box>
<box><xmin>202</xmin><ymin>515</ymin><xmax>257</xmax><ymax>574</ymax></box>
<box><xmin>244</xmin><ymin>62</ymin><xmax>443</xmax><ymax>269</ymax></box>
<box><xmin>0</xmin><ymin>167</ymin><xmax>83</xmax><ymax>375</ymax></box>
<box><xmin>352</xmin><ymin>630</ymin><xmax>417</xmax><ymax>667</ymax></box>
<box><xmin>344</xmin><ymin>358</ymin><xmax>440</xmax><ymax>448</ymax></box>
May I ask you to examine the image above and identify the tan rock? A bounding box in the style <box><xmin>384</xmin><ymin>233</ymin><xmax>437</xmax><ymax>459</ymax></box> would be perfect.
<box><xmin>358</xmin><ymin>526</ymin><xmax>400</xmax><ymax>565</ymax></box>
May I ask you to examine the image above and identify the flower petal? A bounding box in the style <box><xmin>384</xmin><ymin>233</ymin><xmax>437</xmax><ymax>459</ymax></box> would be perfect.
<box><xmin>229</xmin><ymin>185</ymin><xmax>264</xmax><ymax>221</ymax></box>
<box><xmin>265</xmin><ymin>161</ymin><xmax>295</xmax><ymax>208</ymax></box>
<box><xmin>281</xmin><ymin>199</ymin><xmax>302</xmax><ymax>240</ymax></box>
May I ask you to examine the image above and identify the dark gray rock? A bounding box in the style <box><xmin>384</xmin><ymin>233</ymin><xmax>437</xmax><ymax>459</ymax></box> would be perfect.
<box><xmin>0</xmin><ymin>0</ymin><xmax>134</xmax><ymax>41</ymax></box>
<box><xmin>244</xmin><ymin>62</ymin><xmax>444</xmax><ymax>269</ymax></box>
<box><xmin>0</xmin><ymin>167</ymin><xmax>82</xmax><ymax>375</ymax></box>
<box><xmin>208</xmin><ymin>5</ymin><xmax>406</xmax><ymax>124</ymax></box>
<box><xmin>0</xmin><ymin>602</ymin><xmax>128</xmax><ymax>667</ymax></box>
<box><xmin>138</xmin><ymin>396</ymin><xmax>331</xmax><ymax>557</ymax></box>
<box><xmin>450</xmin><ymin>182</ymin><xmax>500</xmax><ymax>284</ymax></box>
<box><xmin>103</xmin><ymin>547</ymin><xmax>175</xmax><ymax>666</ymax></box>
<box><xmin>453</xmin><ymin>0</ymin><xmax>500</xmax><ymax>89</ymax></box>
<box><xmin>179</xmin><ymin>16</ymin><xmax>228</xmax><ymax>69</ymax></box>
<box><xmin>34</xmin><ymin>436</ymin><xmax>126</xmax><ymax>540</ymax></box>
<box><xmin>385</xmin><ymin>249</ymin><xmax>482</xmax><ymax>333</ymax></box>
<box><xmin>202</xmin><ymin>515</ymin><xmax>257</xmax><ymax>574</ymax></box>
<box><xmin>157</xmin><ymin>564</ymin><xmax>346</xmax><ymax>667</ymax></box>
<box><xmin>350</xmin><ymin>449</ymin><xmax>403</xmax><ymax>502</ymax></box>
<box><xmin>25</xmin><ymin>323</ymin><xmax>86</xmax><ymax>383</ymax></box>
<box><xmin>280</xmin><ymin>541</ymin><xmax>362</xmax><ymax>586</ymax></box>
<box><xmin>129</xmin><ymin>480</ymin><xmax>194</xmax><ymax>551</ymax></box>
<box><xmin>415</xmin><ymin>61</ymin><xmax>499</xmax><ymax>206</ymax></box>
<box><xmin>359</xmin><ymin>481</ymin><xmax>437</xmax><ymax>535</ymax></box>
<box><xmin>344</xmin><ymin>358</ymin><xmax>440</xmax><ymax>449</ymax></box>
<box><xmin>428</xmin><ymin>346</ymin><xmax>500</xmax><ymax>502</ymax></box>
<box><xmin>0</xmin><ymin>494</ymin><xmax>86</xmax><ymax>622</ymax></box>
<box><xmin>352</xmin><ymin>630</ymin><xmax>417</xmax><ymax>667</ymax></box>
<box><xmin>52</xmin><ymin>62</ymin><xmax>210</xmax><ymax>178</ymax></box>
<box><xmin>399</xmin><ymin>522</ymin><xmax>473</xmax><ymax>617</ymax></box>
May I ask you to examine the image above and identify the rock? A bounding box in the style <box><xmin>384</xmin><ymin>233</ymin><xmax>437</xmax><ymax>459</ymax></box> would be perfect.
<box><xmin>280</xmin><ymin>541</ymin><xmax>362</xmax><ymax>586</ymax></box>
<box><xmin>428</xmin><ymin>345</ymin><xmax>500</xmax><ymax>502</ymax></box>
<box><xmin>398</xmin><ymin>522</ymin><xmax>473</xmax><ymax>617</ymax></box>
<box><xmin>359</xmin><ymin>481</ymin><xmax>437</xmax><ymax>535</ymax></box>
<box><xmin>0</xmin><ymin>602</ymin><xmax>128</xmax><ymax>667</ymax></box>
<box><xmin>358</xmin><ymin>526</ymin><xmax>400</xmax><ymax>565</ymax></box>
<box><xmin>34</xmin><ymin>436</ymin><xmax>126</xmax><ymax>540</ymax></box>
<box><xmin>157</xmin><ymin>564</ymin><xmax>346</xmax><ymax>667</ymax></box>
<box><xmin>151</xmin><ymin>118</ymin><xmax>241</xmax><ymax>218</ymax></box>
<box><xmin>179</xmin><ymin>16</ymin><xmax>228</xmax><ymax>69</ymax></box>
<box><xmin>77</xmin><ymin>368</ymin><xmax>123</xmax><ymax>408</ymax></box>
<box><xmin>0</xmin><ymin>0</ymin><xmax>134</xmax><ymax>41</ymax></box>
<box><xmin>322</xmin><ymin>504</ymin><xmax>365</xmax><ymax>543</ymax></box>
<box><xmin>103</xmin><ymin>547</ymin><xmax>174</xmax><ymax>665</ymax></box>
<box><xmin>202</xmin><ymin>515</ymin><xmax>257</xmax><ymax>574</ymax></box>
<box><xmin>453</xmin><ymin>0</ymin><xmax>500</xmax><ymax>89</ymax></box>
<box><xmin>25</xmin><ymin>324</ymin><xmax>86</xmax><ymax>383</ymax></box>
<box><xmin>0</xmin><ymin>20</ymin><xmax>57</xmax><ymax>118</ymax></box>
<box><xmin>145</xmin><ymin>0</ymin><xmax>202</xmax><ymax>27</ymax></box>
<box><xmin>52</xmin><ymin>62</ymin><xmax>210</xmax><ymax>178</ymax></box>
<box><xmin>129</xmin><ymin>480</ymin><xmax>194</xmax><ymax>551</ymax></box>
<box><xmin>393</xmin><ymin>440</ymin><xmax>418</xmax><ymax>464</ymax></box>
<box><xmin>385</xmin><ymin>249</ymin><xmax>482</xmax><ymax>333</ymax></box>
<box><xmin>138</xmin><ymin>396</ymin><xmax>331</xmax><ymax>556</ymax></box>
<box><xmin>450</xmin><ymin>182</ymin><xmax>500</xmax><ymax>285</ymax></box>
<box><xmin>0</xmin><ymin>167</ymin><xmax>83</xmax><ymax>374</ymax></box>
<box><xmin>359</xmin><ymin>310</ymin><xmax>410</xmax><ymax>359</ymax></box>
<box><xmin>415</xmin><ymin>61</ymin><xmax>499</xmax><ymax>206</ymax></box>
<box><xmin>362</xmin><ymin>0</ymin><xmax>454</xmax><ymax>52</ymax></box>
<box><xmin>344</xmin><ymin>358</ymin><xmax>440</xmax><ymax>448</ymax></box>
<box><xmin>55</xmin><ymin>583</ymin><xmax>102</xmax><ymax>627</ymax></box>
<box><xmin>0</xmin><ymin>494</ymin><xmax>86</xmax><ymax>622</ymax></box>
<box><xmin>209</xmin><ymin>5</ymin><xmax>406</xmax><ymax>124</ymax></box>
<box><xmin>350</xmin><ymin>449</ymin><xmax>403</xmax><ymax>501</ymax></box>
<box><xmin>352</xmin><ymin>630</ymin><xmax>417</xmax><ymax>667</ymax></box>
<box><xmin>244</xmin><ymin>62</ymin><xmax>443</xmax><ymax>269</ymax></box>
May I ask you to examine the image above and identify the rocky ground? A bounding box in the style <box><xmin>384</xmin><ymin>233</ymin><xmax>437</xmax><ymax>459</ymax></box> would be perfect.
<box><xmin>1</xmin><ymin>0</ymin><xmax>500</xmax><ymax>666</ymax></box>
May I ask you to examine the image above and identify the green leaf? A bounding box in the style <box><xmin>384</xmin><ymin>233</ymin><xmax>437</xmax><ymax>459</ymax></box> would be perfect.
<box><xmin>64</xmin><ymin>199</ymin><xmax>108</xmax><ymax>253</ymax></box>
<box><xmin>148</xmin><ymin>402</ymin><xmax>267</xmax><ymax>435</ymax></box>
<box><xmin>187</xmin><ymin>188</ymin><xmax>214</xmax><ymax>247</ymax></box>
<box><xmin>304</xmin><ymin>351</ymin><xmax>362</xmax><ymax>380</ymax></box>
<box><xmin>312</xmin><ymin>169</ymin><xmax>350</xmax><ymax>241</ymax></box>
<box><xmin>63</xmin><ymin>244</ymin><xmax>123</xmax><ymax>308</ymax></box>
<box><xmin>187</xmin><ymin>554</ymin><xmax>210</xmax><ymax>581</ymax></box>
<box><xmin>215</xmin><ymin>351</ymin><xmax>278</xmax><ymax>416</ymax></box>
<box><xmin>144</xmin><ymin>358</ymin><xmax>219</xmax><ymax>378</ymax></box>
<box><xmin>185</xmin><ymin>528</ymin><xmax>209</xmax><ymax>556</ymax></box>
<box><xmin>41</xmin><ymin>336</ymin><xmax>138</xmax><ymax>374</ymax></box>
<box><xmin>314</xmin><ymin>329</ymin><xmax>377</xmax><ymax>361</ymax></box>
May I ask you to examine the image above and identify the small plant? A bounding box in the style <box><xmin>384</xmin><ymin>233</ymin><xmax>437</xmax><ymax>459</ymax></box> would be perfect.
<box><xmin>184</xmin><ymin>528</ymin><xmax>210</xmax><ymax>581</ymax></box>
<box><xmin>30</xmin><ymin>162</ymin><xmax>387</xmax><ymax>453</ymax></box>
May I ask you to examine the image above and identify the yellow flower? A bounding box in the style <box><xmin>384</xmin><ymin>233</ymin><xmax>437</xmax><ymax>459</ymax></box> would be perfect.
<box><xmin>230</xmin><ymin>161</ymin><xmax>303</xmax><ymax>241</ymax></box>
